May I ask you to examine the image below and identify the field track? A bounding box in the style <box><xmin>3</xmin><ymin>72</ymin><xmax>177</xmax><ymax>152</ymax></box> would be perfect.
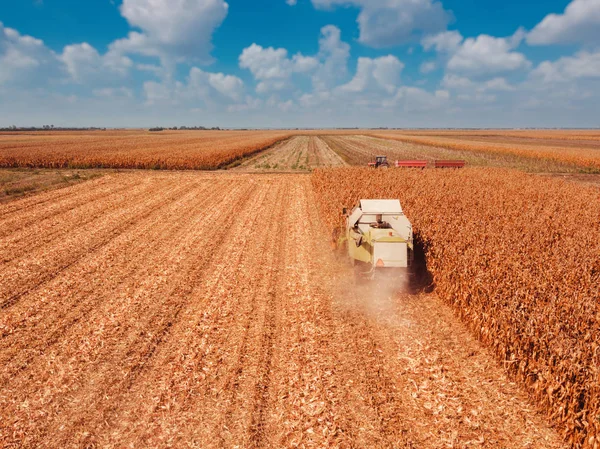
<box><xmin>0</xmin><ymin>172</ymin><xmax>564</xmax><ymax>448</ymax></box>
<box><xmin>234</xmin><ymin>135</ymin><xmax>346</xmax><ymax>171</ymax></box>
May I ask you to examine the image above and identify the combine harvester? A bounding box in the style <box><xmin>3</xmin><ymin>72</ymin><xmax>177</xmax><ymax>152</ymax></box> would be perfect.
<box><xmin>342</xmin><ymin>156</ymin><xmax>464</xmax><ymax>281</ymax></box>
<box><xmin>341</xmin><ymin>199</ymin><xmax>413</xmax><ymax>281</ymax></box>
<box><xmin>368</xmin><ymin>155</ymin><xmax>466</xmax><ymax>169</ymax></box>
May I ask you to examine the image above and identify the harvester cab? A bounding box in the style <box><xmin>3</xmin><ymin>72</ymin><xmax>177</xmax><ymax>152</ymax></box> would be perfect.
<box><xmin>368</xmin><ymin>155</ymin><xmax>390</xmax><ymax>169</ymax></box>
<box><xmin>343</xmin><ymin>199</ymin><xmax>413</xmax><ymax>279</ymax></box>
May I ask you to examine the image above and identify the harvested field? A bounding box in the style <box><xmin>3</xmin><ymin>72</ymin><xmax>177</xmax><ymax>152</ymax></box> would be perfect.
<box><xmin>0</xmin><ymin>130</ymin><xmax>293</xmax><ymax>170</ymax></box>
<box><xmin>312</xmin><ymin>167</ymin><xmax>600</xmax><ymax>449</ymax></box>
<box><xmin>322</xmin><ymin>135</ymin><xmax>580</xmax><ymax>172</ymax></box>
<box><xmin>367</xmin><ymin>131</ymin><xmax>600</xmax><ymax>172</ymax></box>
<box><xmin>234</xmin><ymin>135</ymin><xmax>346</xmax><ymax>171</ymax></box>
<box><xmin>0</xmin><ymin>168</ymin><xmax>106</xmax><ymax>202</ymax></box>
<box><xmin>0</xmin><ymin>171</ymin><xmax>564</xmax><ymax>448</ymax></box>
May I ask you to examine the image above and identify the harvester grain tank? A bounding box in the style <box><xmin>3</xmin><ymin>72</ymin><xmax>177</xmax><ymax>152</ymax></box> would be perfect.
<box><xmin>343</xmin><ymin>199</ymin><xmax>413</xmax><ymax>279</ymax></box>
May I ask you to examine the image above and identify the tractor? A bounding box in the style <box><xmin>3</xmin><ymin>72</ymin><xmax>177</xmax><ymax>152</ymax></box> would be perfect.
<box><xmin>368</xmin><ymin>155</ymin><xmax>390</xmax><ymax>169</ymax></box>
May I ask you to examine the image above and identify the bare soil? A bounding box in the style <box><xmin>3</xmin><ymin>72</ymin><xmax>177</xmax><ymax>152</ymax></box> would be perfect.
<box><xmin>0</xmin><ymin>171</ymin><xmax>564</xmax><ymax>448</ymax></box>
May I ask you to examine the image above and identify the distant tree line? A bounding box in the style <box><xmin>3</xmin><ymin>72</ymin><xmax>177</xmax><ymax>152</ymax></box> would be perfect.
<box><xmin>0</xmin><ymin>125</ymin><xmax>107</xmax><ymax>131</ymax></box>
<box><xmin>149</xmin><ymin>126</ymin><xmax>222</xmax><ymax>132</ymax></box>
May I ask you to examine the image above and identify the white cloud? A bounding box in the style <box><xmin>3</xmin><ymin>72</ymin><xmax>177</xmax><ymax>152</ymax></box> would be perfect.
<box><xmin>143</xmin><ymin>80</ymin><xmax>172</xmax><ymax>105</ymax></box>
<box><xmin>61</xmin><ymin>43</ymin><xmax>132</xmax><ymax>83</ymax></box>
<box><xmin>142</xmin><ymin>66</ymin><xmax>245</xmax><ymax>106</ymax></box>
<box><xmin>339</xmin><ymin>56</ymin><xmax>403</xmax><ymax>94</ymax></box>
<box><xmin>239</xmin><ymin>44</ymin><xmax>293</xmax><ymax>80</ymax></box>
<box><xmin>92</xmin><ymin>87</ymin><xmax>134</xmax><ymax>98</ymax></box>
<box><xmin>188</xmin><ymin>67</ymin><xmax>245</xmax><ymax>101</ymax></box>
<box><xmin>528</xmin><ymin>0</ymin><xmax>600</xmax><ymax>45</ymax></box>
<box><xmin>447</xmin><ymin>34</ymin><xmax>530</xmax><ymax>74</ymax></box>
<box><xmin>482</xmin><ymin>77</ymin><xmax>515</xmax><ymax>91</ymax></box>
<box><xmin>422</xmin><ymin>30</ymin><xmax>463</xmax><ymax>53</ymax></box>
<box><xmin>441</xmin><ymin>73</ymin><xmax>474</xmax><ymax>89</ymax></box>
<box><xmin>530</xmin><ymin>50</ymin><xmax>600</xmax><ymax>83</ymax></box>
<box><xmin>239</xmin><ymin>43</ymin><xmax>318</xmax><ymax>93</ymax></box>
<box><xmin>423</xmin><ymin>29</ymin><xmax>530</xmax><ymax>76</ymax></box>
<box><xmin>206</xmin><ymin>72</ymin><xmax>244</xmax><ymax>100</ymax></box>
<box><xmin>293</xmin><ymin>54</ymin><xmax>319</xmax><ymax>72</ymax></box>
<box><xmin>115</xmin><ymin>0</ymin><xmax>229</xmax><ymax>62</ymax></box>
<box><xmin>386</xmin><ymin>86</ymin><xmax>450</xmax><ymax>111</ymax></box>
<box><xmin>0</xmin><ymin>22</ymin><xmax>62</xmax><ymax>85</ymax></box>
<box><xmin>286</xmin><ymin>0</ymin><xmax>298</xmax><ymax>4</ymax></box>
<box><xmin>312</xmin><ymin>0</ymin><xmax>451</xmax><ymax>47</ymax></box>
<box><xmin>420</xmin><ymin>60</ymin><xmax>437</xmax><ymax>74</ymax></box>
<box><xmin>239</xmin><ymin>26</ymin><xmax>344</xmax><ymax>94</ymax></box>
<box><xmin>312</xmin><ymin>25</ymin><xmax>351</xmax><ymax>91</ymax></box>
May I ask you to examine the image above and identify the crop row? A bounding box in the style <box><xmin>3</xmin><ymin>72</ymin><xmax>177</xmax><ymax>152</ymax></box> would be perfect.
<box><xmin>312</xmin><ymin>167</ymin><xmax>600</xmax><ymax>448</ymax></box>
<box><xmin>0</xmin><ymin>130</ymin><xmax>294</xmax><ymax>170</ymax></box>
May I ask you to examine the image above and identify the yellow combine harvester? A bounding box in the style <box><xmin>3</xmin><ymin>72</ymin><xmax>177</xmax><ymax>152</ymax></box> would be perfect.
<box><xmin>342</xmin><ymin>199</ymin><xmax>414</xmax><ymax>279</ymax></box>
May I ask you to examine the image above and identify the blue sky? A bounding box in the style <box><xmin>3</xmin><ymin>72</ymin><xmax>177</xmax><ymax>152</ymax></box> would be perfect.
<box><xmin>0</xmin><ymin>0</ymin><xmax>599</xmax><ymax>127</ymax></box>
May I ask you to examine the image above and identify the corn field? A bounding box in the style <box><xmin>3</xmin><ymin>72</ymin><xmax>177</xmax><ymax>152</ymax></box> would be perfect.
<box><xmin>367</xmin><ymin>132</ymin><xmax>600</xmax><ymax>171</ymax></box>
<box><xmin>0</xmin><ymin>130</ymin><xmax>294</xmax><ymax>170</ymax></box>
<box><xmin>312</xmin><ymin>167</ymin><xmax>600</xmax><ymax>448</ymax></box>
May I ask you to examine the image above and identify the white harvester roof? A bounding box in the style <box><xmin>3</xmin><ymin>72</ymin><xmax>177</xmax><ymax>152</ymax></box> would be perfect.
<box><xmin>360</xmin><ymin>199</ymin><xmax>403</xmax><ymax>214</ymax></box>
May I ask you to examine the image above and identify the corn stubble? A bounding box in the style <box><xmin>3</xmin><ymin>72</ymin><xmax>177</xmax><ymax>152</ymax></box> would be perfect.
<box><xmin>312</xmin><ymin>167</ymin><xmax>600</xmax><ymax>449</ymax></box>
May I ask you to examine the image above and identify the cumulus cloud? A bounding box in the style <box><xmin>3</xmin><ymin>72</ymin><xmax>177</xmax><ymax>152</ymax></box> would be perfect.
<box><xmin>312</xmin><ymin>25</ymin><xmax>351</xmax><ymax>91</ymax></box>
<box><xmin>441</xmin><ymin>73</ymin><xmax>474</xmax><ymax>89</ymax></box>
<box><xmin>529</xmin><ymin>50</ymin><xmax>600</xmax><ymax>83</ymax></box>
<box><xmin>312</xmin><ymin>0</ymin><xmax>451</xmax><ymax>47</ymax></box>
<box><xmin>239</xmin><ymin>44</ymin><xmax>316</xmax><ymax>80</ymax></box>
<box><xmin>0</xmin><ymin>22</ymin><xmax>62</xmax><ymax>85</ymax></box>
<box><xmin>115</xmin><ymin>0</ymin><xmax>229</xmax><ymax>62</ymax></box>
<box><xmin>61</xmin><ymin>43</ymin><xmax>132</xmax><ymax>83</ymax></box>
<box><xmin>424</xmin><ymin>29</ymin><xmax>530</xmax><ymax>76</ymax></box>
<box><xmin>339</xmin><ymin>56</ymin><xmax>404</xmax><ymax>94</ymax></box>
<box><xmin>422</xmin><ymin>30</ymin><xmax>463</xmax><ymax>53</ymax></box>
<box><xmin>240</xmin><ymin>25</ymin><xmax>346</xmax><ymax>94</ymax></box>
<box><xmin>448</xmin><ymin>34</ymin><xmax>530</xmax><ymax>75</ymax></box>
<box><xmin>386</xmin><ymin>86</ymin><xmax>450</xmax><ymax>111</ymax></box>
<box><xmin>420</xmin><ymin>60</ymin><xmax>437</xmax><ymax>74</ymax></box>
<box><xmin>205</xmin><ymin>71</ymin><xmax>245</xmax><ymax>100</ymax></box>
<box><xmin>483</xmin><ymin>77</ymin><xmax>516</xmax><ymax>91</ymax></box>
<box><xmin>239</xmin><ymin>44</ymin><xmax>318</xmax><ymax>93</ymax></box>
<box><xmin>528</xmin><ymin>0</ymin><xmax>600</xmax><ymax>45</ymax></box>
<box><xmin>92</xmin><ymin>87</ymin><xmax>134</xmax><ymax>98</ymax></box>
<box><xmin>142</xmin><ymin>66</ymin><xmax>245</xmax><ymax>106</ymax></box>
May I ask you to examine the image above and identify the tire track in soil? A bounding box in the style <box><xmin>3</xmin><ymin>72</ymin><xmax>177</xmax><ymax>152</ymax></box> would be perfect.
<box><xmin>0</xmin><ymin>176</ymin><xmax>159</xmax><ymax>262</ymax></box>
<box><xmin>97</xmin><ymin>176</ymin><xmax>285</xmax><ymax>448</ymax></box>
<box><xmin>0</xmin><ymin>176</ymin><xmax>228</xmax><ymax>385</ymax></box>
<box><xmin>214</xmin><ymin>183</ymin><xmax>288</xmax><ymax>448</ymax></box>
<box><xmin>36</xmin><ymin>180</ymin><xmax>259</xmax><ymax>449</ymax></box>
<box><xmin>0</xmin><ymin>173</ymin><xmax>121</xmax><ymax>218</ymax></box>
<box><xmin>0</xmin><ymin>175</ymin><xmax>254</xmax><ymax>448</ymax></box>
<box><xmin>0</xmin><ymin>175</ymin><xmax>198</xmax><ymax>308</ymax></box>
<box><xmin>244</xmin><ymin>181</ymin><xmax>289</xmax><ymax>448</ymax></box>
<box><xmin>0</xmin><ymin>177</ymin><xmax>214</xmax><ymax>347</ymax></box>
<box><xmin>0</xmin><ymin>174</ymin><xmax>132</xmax><ymax>235</ymax></box>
